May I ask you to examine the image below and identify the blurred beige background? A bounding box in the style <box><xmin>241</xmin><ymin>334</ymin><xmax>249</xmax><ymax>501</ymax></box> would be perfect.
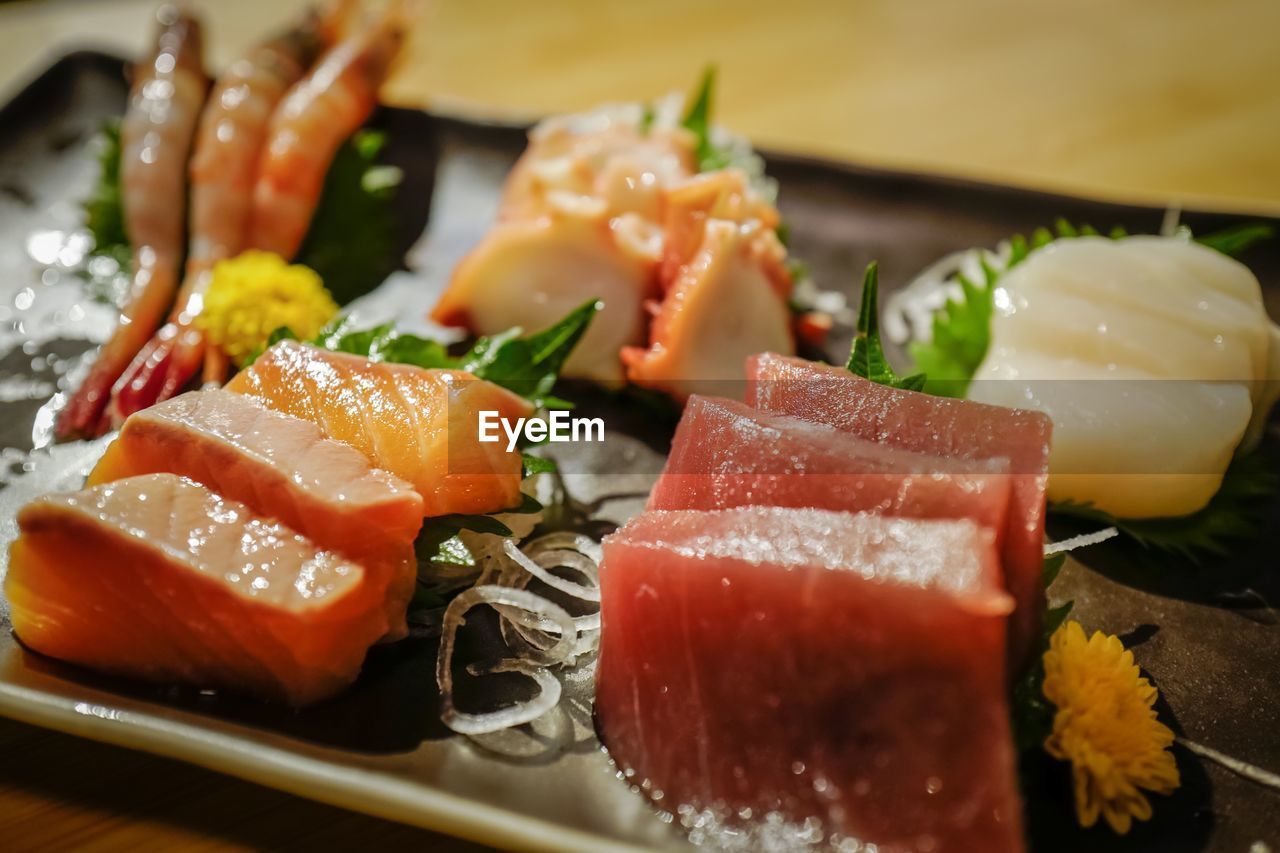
<box><xmin>2</xmin><ymin>0</ymin><xmax>1279</xmax><ymax>213</ymax></box>
<box><xmin>0</xmin><ymin>0</ymin><xmax>1277</xmax><ymax>849</ymax></box>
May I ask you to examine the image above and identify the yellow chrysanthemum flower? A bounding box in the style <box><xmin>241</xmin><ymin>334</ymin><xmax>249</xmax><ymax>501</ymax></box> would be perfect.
<box><xmin>197</xmin><ymin>251</ymin><xmax>338</xmax><ymax>365</ymax></box>
<box><xmin>1042</xmin><ymin>620</ymin><xmax>1180</xmax><ymax>834</ymax></box>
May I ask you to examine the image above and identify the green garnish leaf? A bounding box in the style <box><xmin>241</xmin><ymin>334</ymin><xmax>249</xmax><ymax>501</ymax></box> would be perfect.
<box><xmin>1041</xmin><ymin>552</ymin><xmax>1067</xmax><ymax>587</ymax></box>
<box><xmin>1043</xmin><ymin>599</ymin><xmax>1075</xmax><ymax>640</ymax></box>
<box><xmin>1195</xmin><ymin>222</ymin><xmax>1275</xmax><ymax>258</ymax></box>
<box><xmin>638</xmin><ymin>102</ymin><xmax>656</xmax><ymax>135</ymax></box>
<box><xmin>413</xmin><ymin>493</ymin><xmax>542</xmax><ymax>589</ymax></box>
<box><xmin>521</xmin><ymin>453</ymin><xmax>559</xmax><ymax>478</ymax></box>
<box><xmin>1049</xmin><ymin>446</ymin><xmax>1279</xmax><ymax>562</ymax></box>
<box><xmin>458</xmin><ymin>300</ymin><xmax>600</xmax><ymax>406</ymax></box>
<box><xmin>681</xmin><ymin>66</ymin><xmax>732</xmax><ymax>173</ymax></box>
<box><xmin>84</xmin><ymin>121</ymin><xmax>128</xmax><ymax>259</ymax></box>
<box><xmin>296</xmin><ymin>129</ymin><xmax>403</xmax><ymax>306</ymax></box>
<box><xmin>1010</xmin><ymin>554</ymin><xmax>1074</xmax><ymax>752</ymax></box>
<box><xmin>301</xmin><ymin>300</ymin><xmax>600</xmax><ymax>409</ymax></box>
<box><xmin>75</xmin><ymin>121</ymin><xmax>132</xmax><ymax>306</ymax></box>
<box><xmin>846</xmin><ymin>262</ymin><xmax>926</xmax><ymax>391</ymax></box>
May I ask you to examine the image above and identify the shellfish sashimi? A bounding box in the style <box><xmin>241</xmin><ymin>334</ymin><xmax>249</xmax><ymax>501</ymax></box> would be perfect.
<box><xmin>432</xmin><ymin>217</ymin><xmax>650</xmax><ymax>384</ymax></box>
<box><xmin>968</xmin><ymin>236</ymin><xmax>1280</xmax><ymax>518</ymax></box>
<box><xmin>6</xmin><ymin>474</ymin><xmax>387</xmax><ymax>706</ymax></box>
<box><xmin>623</xmin><ymin>170</ymin><xmax>793</xmax><ymax>399</ymax></box>
<box><xmin>649</xmin><ymin>396</ymin><xmax>1013</xmax><ymax>545</ymax></box>
<box><xmin>498</xmin><ymin>108</ymin><xmax>695</xmax><ymax>224</ymax></box>
<box><xmin>87</xmin><ymin>389</ymin><xmax>423</xmax><ymax>639</ymax></box>
<box><xmin>596</xmin><ymin>506</ymin><xmax>1023</xmax><ymax>852</ymax></box>
<box><xmin>431</xmin><ymin>102</ymin><xmax>696</xmax><ymax>385</ymax></box>
<box><xmin>748</xmin><ymin>353</ymin><xmax>1051</xmax><ymax>673</ymax></box>
<box><xmin>226</xmin><ymin>341</ymin><xmax>532</xmax><ymax>517</ymax></box>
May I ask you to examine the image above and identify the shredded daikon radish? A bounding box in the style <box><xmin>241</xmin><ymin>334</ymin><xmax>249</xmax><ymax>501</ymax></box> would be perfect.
<box><xmin>503</xmin><ymin>539</ymin><xmax>602</xmax><ymax>602</ymax></box>
<box><xmin>884</xmin><ymin>243</ymin><xmax>1014</xmax><ymax>346</ymax></box>
<box><xmin>436</xmin><ymin>530</ymin><xmax>604</xmax><ymax>736</ymax></box>
<box><xmin>1044</xmin><ymin>527</ymin><xmax>1119</xmax><ymax>555</ymax></box>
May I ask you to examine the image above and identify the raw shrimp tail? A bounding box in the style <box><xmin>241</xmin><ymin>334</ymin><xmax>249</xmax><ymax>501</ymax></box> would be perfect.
<box><xmin>107</xmin><ymin>318</ymin><xmax>177</xmax><ymax>426</ymax></box>
<box><xmin>56</xmin><ymin>9</ymin><xmax>206</xmax><ymax>438</ymax></box>
<box><xmin>246</xmin><ymin>2</ymin><xmax>407</xmax><ymax>259</ymax></box>
<box><xmin>55</xmin><ymin>8</ymin><xmax>207</xmax><ymax>439</ymax></box>
<box><xmin>202</xmin><ymin>344</ymin><xmax>231</xmax><ymax>386</ymax></box>
<box><xmin>105</xmin><ymin>5</ymin><xmax>334</xmax><ymax>423</ymax></box>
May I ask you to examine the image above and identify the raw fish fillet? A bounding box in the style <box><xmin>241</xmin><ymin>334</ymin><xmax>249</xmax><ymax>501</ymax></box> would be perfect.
<box><xmin>648</xmin><ymin>396</ymin><xmax>1011</xmax><ymax>544</ymax></box>
<box><xmin>748</xmin><ymin>353</ymin><xmax>1051</xmax><ymax>671</ymax></box>
<box><xmin>87</xmin><ymin>389</ymin><xmax>424</xmax><ymax>639</ymax></box>
<box><xmin>6</xmin><ymin>475</ymin><xmax>387</xmax><ymax>706</ymax></box>
<box><xmin>226</xmin><ymin>341</ymin><xmax>532</xmax><ymax>516</ymax></box>
<box><xmin>596</xmin><ymin>507</ymin><xmax>1023</xmax><ymax>853</ymax></box>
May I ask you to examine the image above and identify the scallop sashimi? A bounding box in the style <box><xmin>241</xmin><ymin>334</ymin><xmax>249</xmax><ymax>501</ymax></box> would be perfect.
<box><xmin>87</xmin><ymin>389</ymin><xmax>424</xmax><ymax>639</ymax></box>
<box><xmin>596</xmin><ymin>506</ymin><xmax>1023</xmax><ymax>852</ymax></box>
<box><xmin>748</xmin><ymin>353</ymin><xmax>1052</xmax><ymax>672</ymax></box>
<box><xmin>967</xmin><ymin>235</ymin><xmax>1280</xmax><ymax>517</ymax></box>
<box><xmin>6</xmin><ymin>474</ymin><xmax>388</xmax><ymax>706</ymax></box>
<box><xmin>648</xmin><ymin>396</ymin><xmax>1012</xmax><ymax>541</ymax></box>
<box><xmin>226</xmin><ymin>341</ymin><xmax>532</xmax><ymax>516</ymax></box>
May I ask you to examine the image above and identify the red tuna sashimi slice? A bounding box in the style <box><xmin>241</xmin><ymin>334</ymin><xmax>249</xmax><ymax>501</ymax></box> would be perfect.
<box><xmin>747</xmin><ymin>353</ymin><xmax>1051</xmax><ymax>671</ymax></box>
<box><xmin>648</xmin><ymin>395</ymin><xmax>1012</xmax><ymax>543</ymax></box>
<box><xmin>596</xmin><ymin>507</ymin><xmax>1023</xmax><ymax>852</ymax></box>
<box><xmin>6</xmin><ymin>474</ymin><xmax>387</xmax><ymax>706</ymax></box>
<box><xmin>87</xmin><ymin>389</ymin><xmax>425</xmax><ymax>640</ymax></box>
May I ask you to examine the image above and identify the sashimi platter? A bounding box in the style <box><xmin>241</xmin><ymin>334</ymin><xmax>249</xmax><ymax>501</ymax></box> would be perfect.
<box><xmin>2</xmin><ymin>5</ymin><xmax>1279</xmax><ymax>852</ymax></box>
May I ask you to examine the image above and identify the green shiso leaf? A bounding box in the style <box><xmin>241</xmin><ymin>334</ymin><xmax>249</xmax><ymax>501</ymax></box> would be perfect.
<box><xmin>1010</xmin><ymin>553</ymin><xmax>1073</xmax><ymax>753</ymax></box>
<box><xmin>845</xmin><ymin>262</ymin><xmax>926</xmax><ymax>391</ymax></box>
<box><xmin>1049</xmin><ymin>446</ymin><xmax>1279</xmax><ymax>563</ymax></box>
<box><xmin>1195</xmin><ymin>222</ymin><xmax>1275</xmax><ymax>258</ymax></box>
<box><xmin>681</xmin><ymin>65</ymin><xmax>732</xmax><ymax>173</ymax></box>
<box><xmin>414</xmin><ymin>492</ymin><xmax>543</xmax><ymax>562</ymax></box>
<box><xmin>84</xmin><ymin>121</ymin><xmax>128</xmax><ymax>258</ymax></box>
<box><xmin>521</xmin><ymin>452</ymin><xmax>559</xmax><ymax>478</ymax></box>
<box><xmin>638</xmin><ymin>102</ymin><xmax>656</xmax><ymax>135</ymax></box>
<box><xmin>295</xmin><ymin>129</ymin><xmax>403</xmax><ymax>306</ymax></box>
<box><xmin>77</xmin><ymin>120</ymin><xmax>132</xmax><ymax>305</ymax></box>
<box><xmin>457</xmin><ymin>299</ymin><xmax>600</xmax><ymax>406</ymax></box>
<box><xmin>300</xmin><ymin>299</ymin><xmax>600</xmax><ymax>409</ymax></box>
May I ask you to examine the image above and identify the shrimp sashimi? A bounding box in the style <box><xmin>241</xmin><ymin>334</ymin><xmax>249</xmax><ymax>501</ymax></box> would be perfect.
<box><xmin>108</xmin><ymin>12</ymin><xmax>328</xmax><ymax>424</ymax></box>
<box><xmin>247</xmin><ymin>7</ymin><xmax>405</xmax><ymax>260</ymax></box>
<box><xmin>56</xmin><ymin>8</ymin><xmax>208</xmax><ymax>439</ymax></box>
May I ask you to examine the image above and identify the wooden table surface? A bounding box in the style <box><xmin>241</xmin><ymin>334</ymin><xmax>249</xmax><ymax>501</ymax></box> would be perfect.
<box><xmin>0</xmin><ymin>0</ymin><xmax>1277</xmax><ymax>850</ymax></box>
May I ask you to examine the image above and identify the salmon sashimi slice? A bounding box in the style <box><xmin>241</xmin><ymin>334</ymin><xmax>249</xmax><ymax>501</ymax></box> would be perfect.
<box><xmin>6</xmin><ymin>474</ymin><xmax>388</xmax><ymax>706</ymax></box>
<box><xmin>225</xmin><ymin>341</ymin><xmax>533</xmax><ymax>516</ymax></box>
<box><xmin>86</xmin><ymin>389</ymin><xmax>424</xmax><ymax>640</ymax></box>
<box><xmin>596</xmin><ymin>507</ymin><xmax>1023</xmax><ymax>852</ymax></box>
<box><xmin>747</xmin><ymin>352</ymin><xmax>1052</xmax><ymax>673</ymax></box>
<box><xmin>648</xmin><ymin>395</ymin><xmax>1012</xmax><ymax>546</ymax></box>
